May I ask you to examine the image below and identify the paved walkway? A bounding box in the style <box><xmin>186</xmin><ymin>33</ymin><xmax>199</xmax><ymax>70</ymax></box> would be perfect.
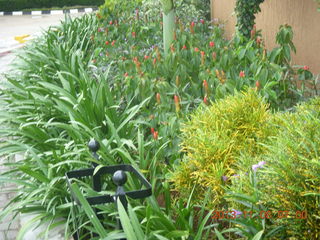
<box><xmin>0</xmin><ymin>12</ymin><xmax>84</xmax><ymax>240</ymax></box>
<box><xmin>0</xmin><ymin>13</ymin><xmax>85</xmax><ymax>74</ymax></box>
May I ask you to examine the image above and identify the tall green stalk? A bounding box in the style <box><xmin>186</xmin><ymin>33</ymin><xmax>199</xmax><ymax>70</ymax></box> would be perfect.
<box><xmin>161</xmin><ymin>0</ymin><xmax>175</xmax><ymax>56</ymax></box>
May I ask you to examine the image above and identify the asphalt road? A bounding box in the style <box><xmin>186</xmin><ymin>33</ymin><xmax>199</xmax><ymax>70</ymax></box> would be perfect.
<box><xmin>0</xmin><ymin>13</ymin><xmax>84</xmax><ymax>77</ymax></box>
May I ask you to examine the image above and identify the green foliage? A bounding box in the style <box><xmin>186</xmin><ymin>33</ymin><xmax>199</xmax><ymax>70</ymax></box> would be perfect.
<box><xmin>0</xmin><ymin>0</ymin><xmax>104</xmax><ymax>12</ymax></box>
<box><xmin>225</xmin><ymin>97</ymin><xmax>320</xmax><ymax>239</ymax></box>
<box><xmin>171</xmin><ymin>90</ymin><xmax>276</xmax><ymax>208</ymax></box>
<box><xmin>0</xmin><ymin>1</ymin><xmax>317</xmax><ymax>239</ymax></box>
<box><xmin>223</xmin><ymin>172</ymin><xmax>285</xmax><ymax>240</ymax></box>
<box><xmin>235</xmin><ymin>0</ymin><xmax>265</xmax><ymax>38</ymax></box>
<box><xmin>0</xmin><ymin>14</ymin><xmax>149</xmax><ymax>239</ymax></box>
<box><xmin>257</xmin><ymin>100</ymin><xmax>320</xmax><ymax>239</ymax></box>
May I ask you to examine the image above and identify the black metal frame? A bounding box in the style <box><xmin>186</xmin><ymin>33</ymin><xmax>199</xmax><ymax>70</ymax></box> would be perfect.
<box><xmin>66</xmin><ymin>164</ymin><xmax>152</xmax><ymax>206</ymax></box>
<box><xmin>65</xmin><ymin>140</ymin><xmax>152</xmax><ymax>240</ymax></box>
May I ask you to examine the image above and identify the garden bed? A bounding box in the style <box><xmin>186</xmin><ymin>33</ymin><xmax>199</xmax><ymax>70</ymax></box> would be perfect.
<box><xmin>0</xmin><ymin>0</ymin><xmax>319</xmax><ymax>239</ymax></box>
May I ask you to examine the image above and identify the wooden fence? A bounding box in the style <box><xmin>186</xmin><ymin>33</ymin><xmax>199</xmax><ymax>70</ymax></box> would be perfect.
<box><xmin>211</xmin><ymin>0</ymin><xmax>320</xmax><ymax>74</ymax></box>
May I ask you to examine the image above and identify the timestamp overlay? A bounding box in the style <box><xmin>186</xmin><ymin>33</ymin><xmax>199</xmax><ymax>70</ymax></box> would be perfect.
<box><xmin>211</xmin><ymin>210</ymin><xmax>308</xmax><ymax>220</ymax></box>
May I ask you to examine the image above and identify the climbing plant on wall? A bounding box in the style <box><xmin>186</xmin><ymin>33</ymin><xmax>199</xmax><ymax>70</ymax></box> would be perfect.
<box><xmin>235</xmin><ymin>0</ymin><xmax>265</xmax><ymax>38</ymax></box>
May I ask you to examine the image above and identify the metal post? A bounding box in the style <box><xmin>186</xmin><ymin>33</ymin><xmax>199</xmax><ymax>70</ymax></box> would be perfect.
<box><xmin>113</xmin><ymin>170</ymin><xmax>128</xmax><ymax>240</ymax></box>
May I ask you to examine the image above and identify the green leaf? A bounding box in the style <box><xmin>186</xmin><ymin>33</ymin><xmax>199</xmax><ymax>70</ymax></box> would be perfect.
<box><xmin>69</xmin><ymin>183</ymin><xmax>108</xmax><ymax>238</ymax></box>
<box><xmin>117</xmin><ymin>199</ymin><xmax>139</xmax><ymax>240</ymax></box>
<box><xmin>252</xmin><ymin>230</ymin><xmax>264</xmax><ymax>240</ymax></box>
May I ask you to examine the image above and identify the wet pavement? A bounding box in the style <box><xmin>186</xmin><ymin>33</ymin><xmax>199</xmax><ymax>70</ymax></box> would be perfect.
<box><xmin>0</xmin><ymin>13</ymin><xmax>84</xmax><ymax>77</ymax></box>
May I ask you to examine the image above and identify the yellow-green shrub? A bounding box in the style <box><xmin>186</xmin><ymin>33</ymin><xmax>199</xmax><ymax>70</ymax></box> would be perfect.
<box><xmin>257</xmin><ymin>98</ymin><xmax>320</xmax><ymax>240</ymax></box>
<box><xmin>227</xmin><ymin>97</ymin><xmax>320</xmax><ymax>239</ymax></box>
<box><xmin>170</xmin><ymin>90</ymin><xmax>276</xmax><ymax>207</ymax></box>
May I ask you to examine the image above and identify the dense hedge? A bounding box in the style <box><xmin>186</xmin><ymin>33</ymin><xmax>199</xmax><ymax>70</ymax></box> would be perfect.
<box><xmin>0</xmin><ymin>0</ymin><xmax>104</xmax><ymax>12</ymax></box>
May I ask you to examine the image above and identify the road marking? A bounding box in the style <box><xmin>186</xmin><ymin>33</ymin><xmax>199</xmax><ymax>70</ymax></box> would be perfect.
<box><xmin>70</xmin><ymin>9</ymin><xmax>79</xmax><ymax>14</ymax></box>
<box><xmin>12</xmin><ymin>11</ymin><xmax>23</xmax><ymax>16</ymax></box>
<box><xmin>51</xmin><ymin>10</ymin><xmax>63</xmax><ymax>15</ymax></box>
<box><xmin>31</xmin><ymin>11</ymin><xmax>42</xmax><ymax>15</ymax></box>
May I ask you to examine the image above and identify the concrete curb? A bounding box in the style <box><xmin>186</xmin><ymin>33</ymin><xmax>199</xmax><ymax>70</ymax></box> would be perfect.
<box><xmin>0</xmin><ymin>7</ymin><xmax>98</xmax><ymax>16</ymax></box>
<box><xmin>0</xmin><ymin>44</ymin><xmax>25</xmax><ymax>58</ymax></box>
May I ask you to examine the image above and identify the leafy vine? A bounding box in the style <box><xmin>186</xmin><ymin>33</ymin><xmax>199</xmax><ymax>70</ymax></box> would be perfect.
<box><xmin>235</xmin><ymin>0</ymin><xmax>265</xmax><ymax>38</ymax></box>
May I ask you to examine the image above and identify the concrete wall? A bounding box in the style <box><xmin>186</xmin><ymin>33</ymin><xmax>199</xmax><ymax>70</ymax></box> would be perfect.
<box><xmin>211</xmin><ymin>0</ymin><xmax>320</xmax><ymax>74</ymax></box>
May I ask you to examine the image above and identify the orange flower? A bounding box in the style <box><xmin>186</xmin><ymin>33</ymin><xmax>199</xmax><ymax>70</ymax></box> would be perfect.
<box><xmin>203</xmin><ymin>80</ymin><xmax>208</xmax><ymax>94</ymax></box>
<box><xmin>194</xmin><ymin>47</ymin><xmax>199</xmax><ymax>52</ymax></box>
<box><xmin>151</xmin><ymin>128</ymin><xmax>155</xmax><ymax>134</ymax></box>
<box><xmin>153</xmin><ymin>58</ymin><xmax>157</xmax><ymax>66</ymax></box>
<box><xmin>156</xmin><ymin>93</ymin><xmax>161</xmax><ymax>104</ymax></box>
<box><xmin>190</xmin><ymin>21</ymin><xmax>195</xmax><ymax>34</ymax></box>
<box><xmin>255</xmin><ymin>81</ymin><xmax>261</xmax><ymax>89</ymax></box>
<box><xmin>203</xmin><ymin>96</ymin><xmax>208</xmax><ymax>105</ymax></box>
<box><xmin>132</xmin><ymin>32</ymin><xmax>136</xmax><ymax>38</ymax></box>
<box><xmin>144</xmin><ymin>55</ymin><xmax>149</xmax><ymax>60</ymax></box>
<box><xmin>174</xmin><ymin>95</ymin><xmax>180</xmax><ymax>113</ymax></box>
<box><xmin>239</xmin><ymin>71</ymin><xmax>245</xmax><ymax>78</ymax></box>
<box><xmin>201</xmin><ymin>51</ymin><xmax>205</xmax><ymax>65</ymax></box>
<box><xmin>153</xmin><ymin>131</ymin><xmax>158</xmax><ymax>140</ymax></box>
<box><xmin>105</xmin><ymin>41</ymin><xmax>109</xmax><ymax>45</ymax></box>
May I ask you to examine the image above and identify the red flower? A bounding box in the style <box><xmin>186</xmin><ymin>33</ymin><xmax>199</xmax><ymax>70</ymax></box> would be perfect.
<box><xmin>109</xmin><ymin>20</ymin><xmax>113</xmax><ymax>25</ymax></box>
<box><xmin>144</xmin><ymin>55</ymin><xmax>149</xmax><ymax>60</ymax></box>
<box><xmin>182</xmin><ymin>45</ymin><xmax>187</xmax><ymax>50</ymax></box>
<box><xmin>111</xmin><ymin>40</ymin><xmax>116</xmax><ymax>46</ymax></box>
<box><xmin>124</xmin><ymin>72</ymin><xmax>128</xmax><ymax>77</ymax></box>
<box><xmin>105</xmin><ymin>41</ymin><xmax>109</xmax><ymax>45</ymax></box>
<box><xmin>194</xmin><ymin>47</ymin><xmax>199</xmax><ymax>52</ymax></box>
<box><xmin>153</xmin><ymin>58</ymin><xmax>157</xmax><ymax>65</ymax></box>
<box><xmin>201</xmin><ymin>51</ymin><xmax>205</xmax><ymax>57</ymax></box>
<box><xmin>151</xmin><ymin>127</ymin><xmax>155</xmax><ymax>134</ymax></box>
<box><xmin>132</xmin><ymin>32</ymin><xmax>136</xmax><ymax>38</ymax></box>
<box><xmin>98</xmin><ymin>28</ymin><xmax>102</xmax><ymax>32</ymax></box>
<box><xmin>174</xmin><ymin>95</ymin><xmax>180</xmax><ymax>112</ymax></box>
<box><xmin>156</xmin><ymin>93</ymin><xmax>161</xmax><ymax>104</ymax></box>
<box><xmin>239</xmin><ymin>71</ymin><xmax>245</xmax><ymax>78</ymax></box>
<box><xmin>256</xmin><ymin>81</ymin><xmax>261</xmax><ymax>89</ymax></box>
<box><xmin>209</xmin><ymin>41</ymin><xmax>215</xmax><ymax>48</ymax></box>
<box><xmin>203</xmin><ymin>80</ymin><xmax>208</xmax><ymax>94</ymax></box>
<box><xmin>153</xmin><ymin>131</ymin><xmax>158</xmax><ymax>140</ymax></box>
<box><xmin>191</xmin><ymin>21</ymin><xmax>195</xmax><ymax>27</ymax></box>
<box><xmin>200</xmin><ymin>19</ymin><xmax>205</xmax><ymax>24</ymax></box>
<box><xmin>303</xmin><ymin>65</ymin><xmax>309</xmax><ymax>71</ymax></box>
<box><xmin>203</xmin><ymin>96</ymin><xmax>208</xmax><ymax>105</ymax></box>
